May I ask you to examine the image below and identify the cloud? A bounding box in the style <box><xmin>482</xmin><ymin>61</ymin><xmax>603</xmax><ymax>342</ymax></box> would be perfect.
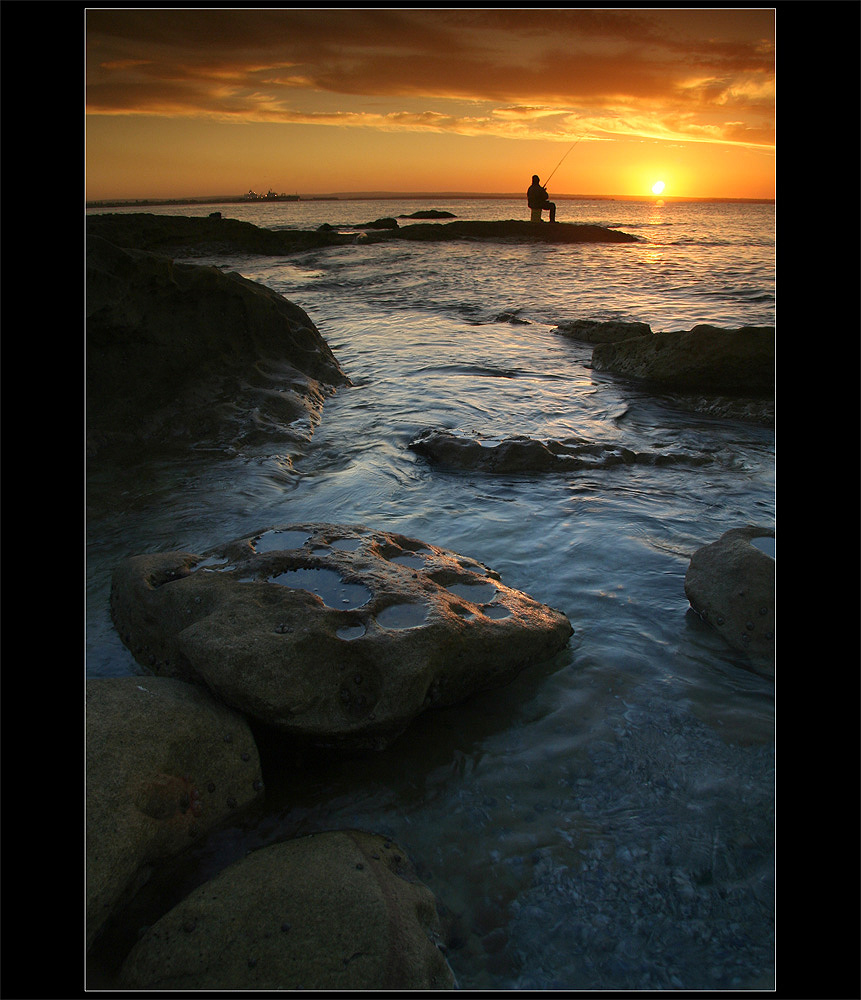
<box><xmin>86</xmin><ymin>9</ymin><xmax>774</xmax><ymax>150</ymax></box>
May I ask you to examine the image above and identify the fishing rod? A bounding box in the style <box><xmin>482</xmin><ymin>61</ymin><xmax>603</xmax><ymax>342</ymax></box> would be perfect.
<box><xmin>542</xmin><ymin>133</ymin><xmax>590</xmax><ymax>188</ymax></box>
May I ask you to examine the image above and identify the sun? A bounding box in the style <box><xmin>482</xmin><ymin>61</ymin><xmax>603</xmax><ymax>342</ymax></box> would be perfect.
<box><xmin>651</xmin><ymin>180</ymin><xmax>666</xmax><ymax>195</ymax></box>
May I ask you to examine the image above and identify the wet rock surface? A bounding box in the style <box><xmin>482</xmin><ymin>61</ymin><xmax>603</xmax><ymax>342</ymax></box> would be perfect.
<box><xmin>109</xmin><ymin>523</ymin><xmax>573</xmax><ymax>749</ymax></box>
<box><xmin>684</xmin><ymin>526</ymin><xmax>775</xmax><ymax>674</ymax></box>
<box><xmin>119</xmin><ymin>830</ymin><xmax>456</xmax><ymax>991</ymax></box>
<box><xmin>86</xmin><ymin>236</ymin><xmax>350</xmax><ymax>457</ymax></box>
<box><xmin>409</xmin><ymin>429</ymin><xmax>715</xmax><ymax>474</ymax></box>
<box><xmin>588</xmin><ymin>324</ymin><xmax>775</xmax><ymax>427</ymax></box>
<box><xmin>86</xmin><ymin>676</ymin><xmax>263</xmax><ymax>950</ymax></box>
<box><xmin>554</xmin><ymin>318</ymin><xmax>653</xmax><ymax>343</ymax></box>
<box><xmin>591</xmin><ymin>324</ymin><xmax>774</xmax><ymax>395</ymax></box>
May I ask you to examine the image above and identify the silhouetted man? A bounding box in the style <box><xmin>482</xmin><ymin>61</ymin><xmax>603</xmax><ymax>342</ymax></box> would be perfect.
<box><xmin>527</xmin><ymin>175</ymin><xmax>556</xmax><ymax>223</ymax></box>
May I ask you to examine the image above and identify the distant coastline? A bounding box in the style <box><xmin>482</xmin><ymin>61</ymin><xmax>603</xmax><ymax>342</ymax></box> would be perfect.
<box><xmin>86</xmin><ymin>192</ymin><xmax>775</xmax><ymax>209</ymax></box>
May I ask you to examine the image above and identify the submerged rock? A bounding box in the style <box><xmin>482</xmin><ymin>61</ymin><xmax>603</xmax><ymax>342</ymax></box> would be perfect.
<box><xmin>86</xmin><ymin>237</ymin><xmax>350</xmax><ymax>456</ymax></box>
<box><xmin>409</xmin><ymin>429</ymin><xmax>714</xmax><ymax>474</ymax></box>
<box><xmin>355</xmin><ymin>216</ymin><xmax>399</xmax><ymax>229</ymax></box>
<box><xmin>110</xmin><ymin>524</ymin><xmax>573</xmax><ymax>749</ymax></box>
<box><xmin>591</xmin><ymin>325</ymin><xmax>774</xmax><ymax>395</ymax></box>
<box><xmin>119</xmin><ymin>831</ymin><xmax>456</xmax><ymax>991</ymax></box>
<box><xmin>684</xmin><ymin>526</ymin><xmax>775</xmax><ymax>674</ymax></box>
<box><xmin>554</xmin><ymin>318</ymin><xmax>653</xmax><ymax>343</ymax></box>
<box><xmin>398</xmin><ymin>209</ymin><xmax>457</xmax><ymax>219</ymax></box>
<box><xmin>86</xmin><ymin>676</ymin><xmax>263</xmax><ymax>950</ymax></box>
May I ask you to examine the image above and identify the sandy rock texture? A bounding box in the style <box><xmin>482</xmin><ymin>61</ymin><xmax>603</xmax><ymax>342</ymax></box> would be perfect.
<box><xmin>119</xmin><ymin>830</ymin><xmax>457</xmax><ymax>991</ymax></box>
<box><xmin>86</xmin><ymin>676</ymin><xmax>263</xmax><ymax>949</ymax></box>
<box><xmin>110</xmin><ymin>523</ymin><xmax>573</xmax><ymax>749</ymax></box>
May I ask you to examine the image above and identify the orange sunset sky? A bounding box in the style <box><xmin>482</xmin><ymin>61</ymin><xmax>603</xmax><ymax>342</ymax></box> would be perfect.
<box><xmin>85</xmin><ymin>8</ymin><xmax>775</xmax><ymax>203</ymax></box>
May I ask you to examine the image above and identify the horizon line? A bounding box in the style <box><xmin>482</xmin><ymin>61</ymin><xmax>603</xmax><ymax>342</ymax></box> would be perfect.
<box><xmin>86</xmin><ymin>191</ymin><xmax>775</xmax><ymax>208</ymax></box>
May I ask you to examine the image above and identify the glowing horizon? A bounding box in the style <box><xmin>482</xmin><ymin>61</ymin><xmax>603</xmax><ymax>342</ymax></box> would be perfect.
<box><xmin>86</xmin><ymin>9</ymin><xmax>775</xmax><ymax>203</ymax></box>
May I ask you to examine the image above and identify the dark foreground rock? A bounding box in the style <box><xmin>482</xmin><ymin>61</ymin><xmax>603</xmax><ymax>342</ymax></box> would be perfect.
<box><xmin>684</xmin><ymin>526</ymin><xmax>775</xmax><ymax>674</ymax></box>
<box><xmin>110</xmin><ymin>523</ymin><xmax>573</xmax><ymax>750</ymax></box>
<box><xmin>119</xmin><ymin>831</ymin><xmax>456</xmax><ymax>990</ymax></box>
<box><xmin>86</xmin><ymin>676</ymin><xmax>263</xmax><ymax>949</ymax></box>
<box><xmin>591</xmin><ymin>325</ymin><xmax>774</xmax><ymax>395</ymax></box>
<box><xmin>86</xmin><ymin>237</ymin><xmax>350</xmax><ymax>456</ymax></box>
<box><xmin>554</xmin><ymin>318</ymin><xmax>653</xmax><ymax>343</ymax></box>
<box><xmin>409</xmin><ymin>429</ymin><xmax>715</xmax><ymax>473</ymax></box>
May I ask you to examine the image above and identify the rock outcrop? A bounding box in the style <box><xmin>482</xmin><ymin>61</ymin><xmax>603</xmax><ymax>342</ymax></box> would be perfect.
<box><xmin>409</xmin><ymin>430</ymin><xmax>714</xmax><ymax>474</ymax></box>
<box><xmin>110</xmin><ymin>523</ymin><xmax>573</xmax><ymax>749</ymax></box>
<box><xmin>554</xmin><ymin>319</ymin><xmax>653</xmax><ymax>343</ymax></box>
<box><xmin>398</xmin><ymin>210</ymin><xmax>457</xmax><ymax>219</ymax></box>
<box><xmin>86</xmin><ymin>676</ymin><xmax>263</xmax><ymax>949</ymax></box>
<box><xmin>386</xmin><ymin>219</ymin><xmax>640</xmax><ymax>244</ymax></box>
<box><xmin>87</xmin><ymin>213</ymin><xmax>639</xmax><ymax>256</ymax></box>
<box><xmin>87</xmin><ymin>212</ymin><xmax>355</xmax><ymax>256</ymax></box>
<box><xmin>86</xmin><ymin>237</ymin><xmax>350</xmax><ymax>456</ymax></box>
<box><xmin>684</xmin><ymin>526</ymin><xmax>775</xmax><ymax>674</ymax></box>
<box><xmin>591</xmin><ymin>325</ymin><xmax>774</xmax><ymax>395</ymax></box>
<box><xmin>119</xmin><ymin>831</ymin><xmax>456</xmax><ymax>991</ymax></box>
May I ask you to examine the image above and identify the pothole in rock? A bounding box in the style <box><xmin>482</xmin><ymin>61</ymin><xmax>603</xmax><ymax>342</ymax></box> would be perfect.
<box><xmin>751</xmin><ymin>536</ymin><xmax>775</xmax><ymax>559</ymax></box>
<box><xmin>336</xmin><ymin>623</ymin><xmax>368</xmax><ymax>641</ymax></box>
<box><xmin>329</xmin><ymin>537</ymin><xmax>366</xmax><ymax>552</ymax></box>
<box><xmin>481</xmin><ymin>603</ymin><xmax>512</xmax><ymax>619</ymax></box>
<box><xmin>375</xmin><ymin>602</ymin><xmax>430</xmax><ymax>630</ymax></box>
<box><xmin>446</xmin><ymin>581</ymin><xmax>499</xmax><ymax>604</ymax></box>
<box><xmin>270</xmin><ymin>567</ymin><xmax>373</xmax><ymax>609</ymax></box>
<box><xmin>389</xmin><ymin>552</ymin><xmax>429</xmax><ymax>570</ymax></box>
<box><xmin>194</xmin><ymin>555</ymin><xmax>233</xmax><ymax>571</ymax></box>
<box><xmin>253</xmin><ymin>529</ymin><xmax>312</xmax><ymax>553</ymax></box>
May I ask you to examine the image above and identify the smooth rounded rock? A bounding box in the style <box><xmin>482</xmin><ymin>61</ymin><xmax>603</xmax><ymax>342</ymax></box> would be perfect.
<box><xmin>86</xmin><ymin>676</ymin><xmax>263</xmax><ymax>950</ymax></box>
<box><xmin>119</xmin><ymin>830</ymin><xmax>456</xmax><ymax>991</ymax></box>
<box><xmin>684</xmin><ymin>525</ymin><xmax>775</xmax><ymax>674</ymax></box>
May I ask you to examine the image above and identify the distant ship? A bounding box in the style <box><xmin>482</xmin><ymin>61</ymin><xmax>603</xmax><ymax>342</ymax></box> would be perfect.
<box><xmin>244</xmin><ymin>189</ymin><xmax>299</xmax><ymax>202</ymax></box>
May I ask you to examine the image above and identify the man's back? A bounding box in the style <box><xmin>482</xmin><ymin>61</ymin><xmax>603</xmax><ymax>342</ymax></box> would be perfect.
<box><xmin>527</xmin><ymin>182</ymin><xmax>546</xmax><ymax>208</ymax></box>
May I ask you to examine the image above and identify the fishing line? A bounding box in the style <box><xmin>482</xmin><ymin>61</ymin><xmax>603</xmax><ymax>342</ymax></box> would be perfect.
<box><xmin>543</xmin><ymin>133</ymin><xmax>590</xmax><ymax>187</ymax></box>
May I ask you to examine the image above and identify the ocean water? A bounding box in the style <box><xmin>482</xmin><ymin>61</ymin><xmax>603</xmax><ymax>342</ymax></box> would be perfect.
<box><xmin>86</xmin><ymin>197</ymin><xmax>775</xmax><ymax>989</ymax></box>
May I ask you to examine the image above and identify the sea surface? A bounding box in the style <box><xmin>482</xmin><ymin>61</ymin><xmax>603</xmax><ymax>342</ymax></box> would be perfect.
<box><xmin>86</xmin><ymin>196</ymin><xmax>775</xmax><ymax>990</ymax></box>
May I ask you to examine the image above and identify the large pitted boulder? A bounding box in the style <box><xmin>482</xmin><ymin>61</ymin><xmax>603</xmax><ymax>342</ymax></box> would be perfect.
<box><xmin>86</xmin><ymin>236</ymin><xmax>350</xmax><ymax>456</ymax></box>
<box><xmin>591</xmin><ymin>324</ymin><xmax>774</xmax><ymax>395</ymax></box>
<box><xmin>86</xmin><ymin>676</ymin><xmax>263</xmax><ymax>950</ymax></box>
<box><xmin>110</xmin><ymin>524</ymin><xmax>574</xmax><ymax>749</ymax></box>
<box><xmin>119</xmin><ymin>830</ymin><xmax>456</xmax><ymax>990</ymax></box>
<box><xmin>554</xmin><ymin>319</ymin><xmax>653</xmax><ymax>343</ymax></box>
<box><xmin>409</xmin><ymin>429</ymin><xmax>713</xmax><ymax>473</ymax></box>
<box><xmin>684</xmin><ymin>526</ymin><xmax>775</xmax><ymax>674</ymax></box>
